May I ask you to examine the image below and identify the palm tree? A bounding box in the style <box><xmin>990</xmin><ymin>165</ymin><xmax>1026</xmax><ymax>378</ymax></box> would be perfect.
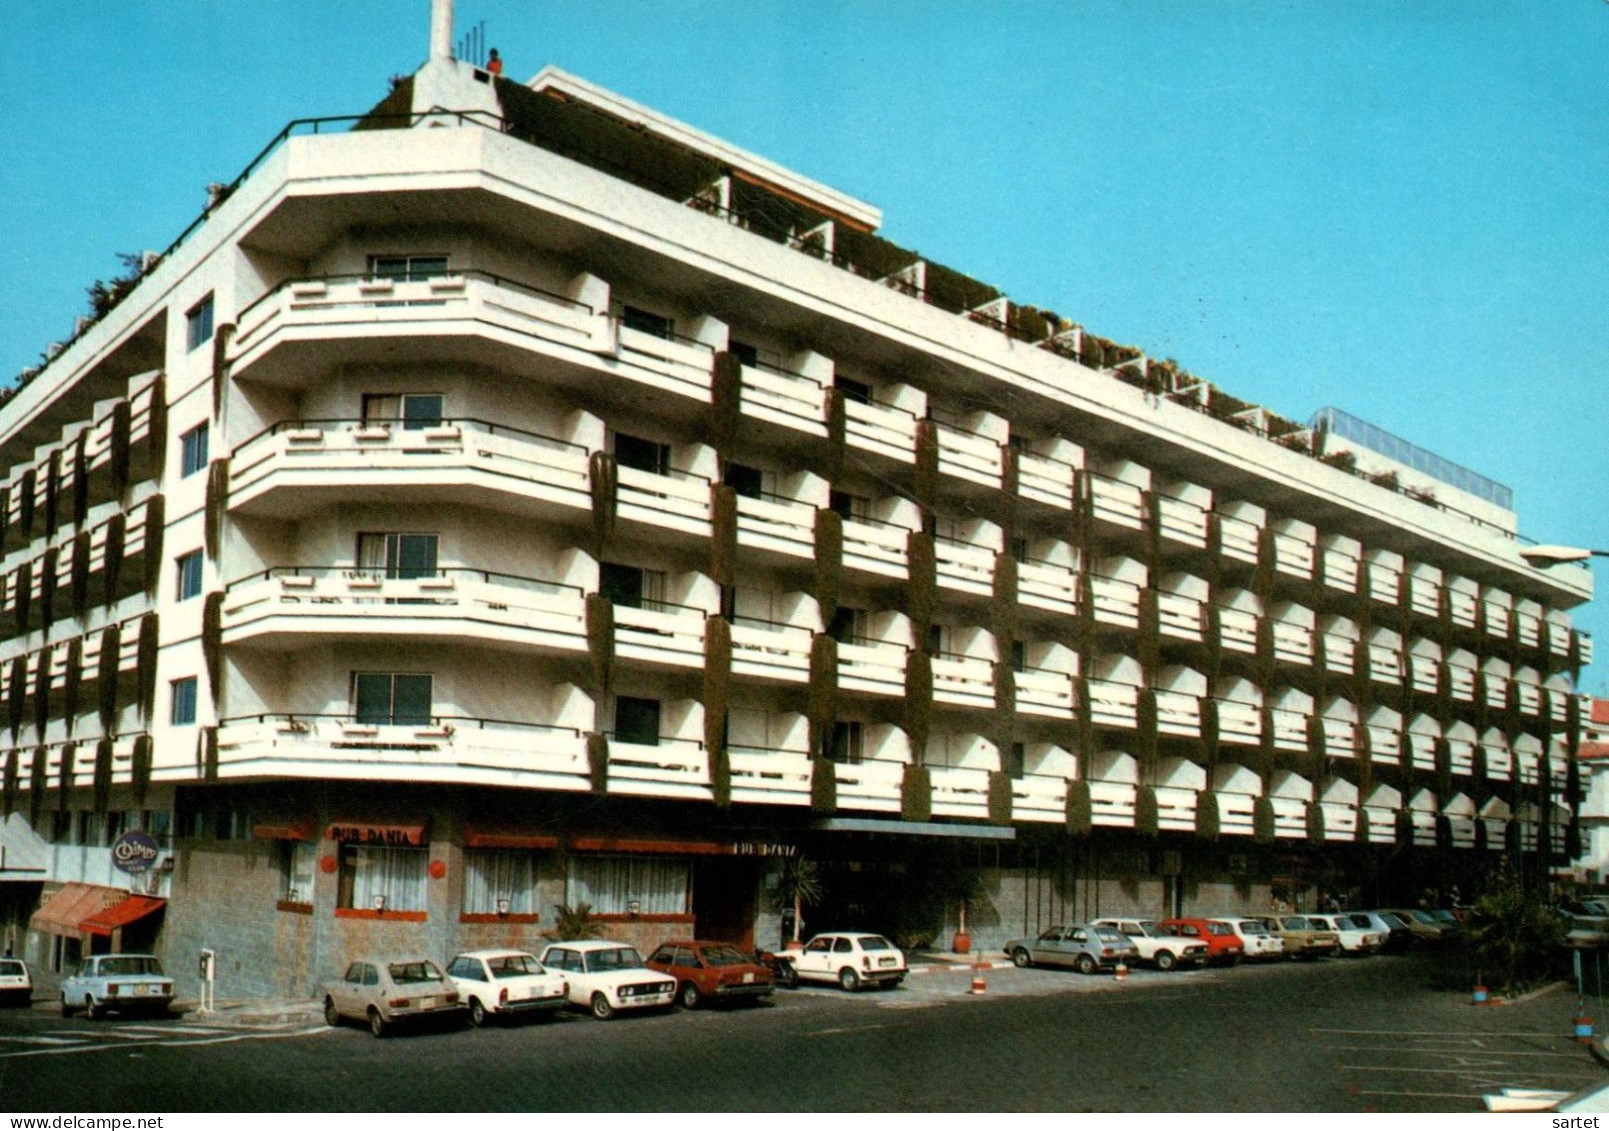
<box><xmin>772</xmin><ymin>858</ymin><xmax>824</xmax><ymax>948</ymax></box>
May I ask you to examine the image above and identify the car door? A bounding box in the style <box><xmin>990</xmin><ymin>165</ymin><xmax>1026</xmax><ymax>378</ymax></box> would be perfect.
<box><xmin>447</xmin><ymin>955</ymin><xmax>488</xmax><ymax>1001</ymax></box>
<box><xmin>797</xmin><ymin>936</ymin><xmax>834</xmax><ymax>979</ymax></box>
<box><xmin>1032</xmin><ymin>927</ymin><xmax>1069</xmax><ymax>967</ymax></box>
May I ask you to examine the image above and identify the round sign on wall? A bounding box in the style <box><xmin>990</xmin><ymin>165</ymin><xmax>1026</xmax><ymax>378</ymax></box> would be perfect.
<box><xmin>111</xmin><ymin>830</ymin><xmax>161</xmax><ymax>874</ymax></box>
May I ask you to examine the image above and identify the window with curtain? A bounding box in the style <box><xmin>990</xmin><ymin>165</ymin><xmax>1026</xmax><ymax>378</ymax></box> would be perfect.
<box><xmin>354</xmin><ymin>533</ymin><xmax>439</xmax><ymax>579</ymax></box>
<box><xmin>279</xmin><ymin>840</ymin><xmax>318</xmax><ymax>904</ymax></box>
<box><xmin>462</xmin><ymin>850</ymin><xmax>536</xmax><ymax>914</ymax></box>
<box><xmin>566</xmin><ymin>855</ymin><xmax>689</xmax><ymax>915</ymax></box>
<box><xmin>338</xmin><ymin>845</ymin><xmax>427</xmax><ymax>912</ymax></box>
<box><xmin>352</xmin><ymin>672</ymin><xmax>433</xmax><ymax>726</ymax></box>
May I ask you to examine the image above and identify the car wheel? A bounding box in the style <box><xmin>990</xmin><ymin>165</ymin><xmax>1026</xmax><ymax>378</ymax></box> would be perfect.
<box><xmin>1011</xmin><ymin>948</ymin><xmax>1032</xmax><ymax>969</ymax></box>
<box><xmin>367</xmin><ymin>1007</ymin><xmax>388</xmax><ymax>1038</ymax></box>
<box><xmin>85</xmin><ymin>995</ymin><xmax>103</xmax><ymax>1020</ymax></box>
<box><xmin>1075</xmin><ymin>954</ymin><xmax>1097</xmax><ymax>976</ymax></box>
<box><xmin>838</xmin><ymin>967</ymin><xmax>860</xmax><ymax>992</ymax></box>
<box><xmin>1154</xmin><ymin>950</ymin><xmax>1177</xmax><ymax>972</ymax></box>
<box><xmin>61</xmin><ymin>995</ymin><xmax>74</xmax><ymax>1018</ymax></box>
<box><xmin>775</xmin><ymin>963</ymin><xmax>798</xmax><ymax>989</ymax></box>
<box><xmin>678</xmin><ymin>982</ymin><xmax>702</xmax><ymax>1010</ymax></box>
<box><xmin>323</xmin><ymin>997</ymin><xmax>340</xmax><ymax>1028</ymax></box>
<box><xmin>590</xmin><ymin>992</ymin><xmax>615</xmax><ymax>1021</ymax></box>
<box><xmin>468</xmin><ymin>998</ymin><xmax>489</xmax><ymax>1028</ymax></box>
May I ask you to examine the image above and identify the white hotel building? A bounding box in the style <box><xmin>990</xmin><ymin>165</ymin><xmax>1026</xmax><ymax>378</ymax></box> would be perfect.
<box><xmin>0</xmin><ymin>6</ymin><xmax>1593</xmax><ymax>998</ymax></box>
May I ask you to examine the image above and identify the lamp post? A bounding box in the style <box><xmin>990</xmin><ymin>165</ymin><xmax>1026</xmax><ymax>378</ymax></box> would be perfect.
<box><xmin>1514</xmin><ymin>543</ymin><xmax>1600</xmax><ymax>895</ymax></box>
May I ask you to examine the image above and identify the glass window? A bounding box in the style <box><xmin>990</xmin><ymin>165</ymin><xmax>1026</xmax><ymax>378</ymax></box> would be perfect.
<box><xmin>832</xmin><ymin>937</ymin><xmax>852</xmax><ymax>953</ymax></box>
<box><xmin>170</xmin><ymin>677</ymin><xmax>198</xmax><ymax>726</ymax></box>
<box><xmin>724</xmin><ymin>462</ymin><xmax>763</xmax><ymax>499</ymax></box>
<box><xmin>355</xmin><ymin>533</ymin><xmax>439</xmax><ymax>579</ymax></box>
<box><xmin>598</xmin><ymin>562</ymin><xmax>665</xmax><ymax>610</ymax></box>
<box><xmin>338</xmin><ymin>845</ymin><xmax>427</xmax><ymax>911</ymax></box>
<box><xmin>613</xmin><ymin>696</ymin><xmax>661</xmax><ymax>746</ymax></box>
<box><xmin>175</xmin><ymin>549</ymin><xmax>204</xmax><ymax>601</ymax></box>
<box><xmin>279</xmin><ymin>840</ymin><xmax>317</xmax><ymax>904</ymax></box>
<box><xmin>610</xmin><ymin>432</ymin><xmax>669</xmax><ymax>475</ymax></box>
<box><xmin>361</xmin><ymin>393</ymin><xmax>444</xmax><ymax>429</ymax></box>
<box><xmin>352</xmin><ymin>672</ymin><xmax>433</xmax><ymax>726</ymax></box>
<box><xmin>369</xmin><ymin>255</ymin><xmax>448</xmax><ymax>282</ymax></box>
<box><xmin>462</xmin><ymin>849</ymin><xmax>535</xmax><ymax>914</ymax></box>
<box><xmin>1006</xmin><ymin>743</ymin><xmax>1026</xmax><ymax>780</ymax></box>
<box><xmin>828</xmin><ymin>721</ymin><xmax>862</xmax><ymax>765</ymax></box>
<box><xmin>727</xmin><ymin>340</ymin><xmax>759</xmax><ymax>366</ymax></box>
<box><xmin>566</xmin><ymin>855</ymin><xmax>689</xmax><ymax>915</ymax></box>
<box><xmin>621</xmin><ymin>305</ymin><xmax>673</xmax><ymax>340</ymax></box>
<box><xmin>827</xmin><ymin>607</ymin><xmax>864</xmax><ymax>646</ymax></box>
<box><xmin>180</xmin><ymin>423</ymin><xmax>209</xmax><ymax>477</ymax></box>
<box><xmin>828</xmin><ymin>489</ymin><xmax>869</xmax><ymax>521</ymax></box>
<box><xmin>186</xmin><ymin>294</ymin><xmax>214</xmax><ymax>352</ymax></box>
<box><xmin>834</xmin><ymin>375</ymin><xmax>871</xmax><ymax>405</ymax></box>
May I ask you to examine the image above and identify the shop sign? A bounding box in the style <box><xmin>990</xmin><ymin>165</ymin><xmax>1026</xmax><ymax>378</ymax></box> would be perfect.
<box><xmin>111</xmin><ymin>830</ymin><xmax>160</xmax><ymax>874</ymax></box>
<box><xmin>730</xmin><ymin>842</ymin><xmax>798</xmax><ymax>857</ymax></box>
<box><xmin>326</xmin><ymin>823</ymin><xmax>427</xmax><ymax>847</ymax></box>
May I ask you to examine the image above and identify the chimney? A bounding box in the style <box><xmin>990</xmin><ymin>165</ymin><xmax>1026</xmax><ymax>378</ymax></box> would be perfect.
<box><xmin>430</xmin><ymin>0</ymin><xmax>455</xmax><ymax>61</ymax></box>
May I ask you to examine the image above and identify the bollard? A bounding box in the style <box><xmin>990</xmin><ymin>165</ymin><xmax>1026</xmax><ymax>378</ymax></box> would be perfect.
<box><xmin>970</xmin><ymin>957</ymin><xmax>988</xmax><ymax>995</ymax></box>
<box><xmin>1575</xmin><ymin>998</ymin><xmax>1594</xmax><ymax>1044</ymax></box>
<box><xmin>1114</xmin><ymin>962</ymin><xmax>1128</xmax><ymax>984</ymax></box>
<box><xmin>1472</xmin><ymin>984</ymin><xmax>1489</xmax><ymax>1006</ymax></box>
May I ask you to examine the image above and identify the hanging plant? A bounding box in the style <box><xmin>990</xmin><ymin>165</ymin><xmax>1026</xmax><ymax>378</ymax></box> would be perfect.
<box><xmin>210</xmin><ymin>327</ymin><xmax>232</xmax><ymax>419</ymax></box>
<box><xmin>93</xmin><ymin>735</ymin><xmax>113</xmax><ymax>815</ymax></box>
<box><xmin>205</xmin><ymin>460</ymin><xmax>229</xmax><ymax>561</ymax></box>
<box><xmin>587</xmin><ymin>451</ymin><xmax>618</xmax><ymax>554</ymax></box>
<box><xmin>1141</xmin><ymin>490</ymin><xmax>1162</xmax><ymax>569</ymax></box>
<box><xmin>146</xmin><ymin>372</ymin><xmax>168</xmax><ymax>478</ymax></box>
<box><xmin>132</xmin><ymin>733</ymin><xmax>152</xmax><ymax>805</ymax></box>
<box><xmin>1065</xmin><ymin>778</ymin><xmax>1093</xmax><ymax>835</ymax></box>
<box><xmin>710</xmin><ymin>352</ymin><xmax>742</xmax><ymax>452</ymax></box>
<box><xmin>703</xmin><ymin>614</ymin><xmax>731</xmax><ymax>809</ymax></box>
<box><xmin>32</xmin><ymin>644</ymin><xmax>52</xmax><ymax>736</ymax></box>
<box><xmin>810</xmin><ymin>756</ymin><xmax>837</xmax><ymax>813</ymax></box>
<box><xmin>201</xmin><ymin>725</ymin><xmax>218</xmax><ymax>782</ymax></box>
<box><xmin>7</xmin><ymin>655</ymin><xmax>27</xmax><ymax>741</ymax></box>
<box><xmin>1201</xmin><ymin>698</ymin><xmax>1220</xmax><ymax>756</ymax></box>
<box><xmin>904</xmin><ymin>649</ymin><xmax>932</xmax><ymax>757</ymax></box>
<box><xmin>1075</xmin><ymin>679</ymin><xmax>1095</xmax><ymax>765</ymax></box>
<box><xmin>1434</xmin><ymin>736</ymin><xmax>1453</xmax><ymax>801</ymax></box>
<box><xmin>71</xmin><ymin>530</ymin><xmax>90</xmax><ymax>617</ymax></box>
<box><xmin>18</xmin><ymin>469</ymin><xmax>36</xmax><ymax>542</ymax></box>
<box><xmin>41</xmin><ymin>547</ymin><xmax>60</xmax><ymax>631</ymax></box>
<box><xmin>710</xmin><ymin>483</ymin><xmax>738</xmax><ymax>587</ymax></box>
<box><xmin>1567</xmin><ymin>819</ymin><xmax>1582</xmax><ymax>861</ymax></box>
<box><xmin>1305</xmin><ymin>799</ymin><xmax>1326</xmax><ymax>843</ymax></box>
<box><xmin>991</xmin><ymin>552</ymin><xmax>1018</xmax><ymax>642</ymax></box>
<box><xmin>104</xmin><ymin>512</ymin><xmax>126</xmax><ymax>606</ymax></box>
<box><xmin>913</xmin><ymin>420</ymin><xmax>939</xmax><ymax>514</ymax></box>
<box><xmin>11</xmin><ymin>561</ymin><xmax>31</xmax><ymax>637</ymax></box>
<box><xmin>1434</xmin><ymin>813</ymin><xmax>1452</xmax><ymax>852</ymax></box>
<box><xmin>28</xmin><ymin>745</ymin><xmax>46</xmax><ymax>826</ymax></box>
<box><xmin>72</xmin><ymin>433</ymin><xmax>90</xmax><ymax>527</ymax></box>
<box><xmin>109</xmin><ymin>401</ymin><xmax>132</xmax><ymax>496</ymax></box>
<box><xmin>44</xmin><ymin>452</ymin><xmax>60</xmax><ymax>533</ymax></box>
<box><xmin>1</xmin><ymin>747</ymin><xmax>15</xmax><ymax>816</ymax></box>
<box><xmin>136</xmin><ymin>613</ymin><xmax>160</xmax><ymax>723</ymax></box>
<box><xmin>1394</xmin><ymin>807</ymin><xmax>1415</xmax><ymax>846</ymax></box>
<box><xmin>97</xmin><ymin>621</ymin><xmax>121</xmax><ymax>730</ymax></box>
<box><xmin>1473</xmin><ymin>813</ymin><xmax>1488</xmax><ymax>853</ymax></box>
<box><xmin>907</xmin><ymin>529</ymin><xmax>935</xmax><ymax>643</ymax></box>
<box><xmin>988</xmin><ymin>769</ymin><xmax>1014</xmax><ymax>826</ymax></box>
<box><xmin>1137</xmin><ymin>689</ymin><xmax>1159</xmax><ymax>770</ymax></box>
<box><xmin>142</xmin><ymin>495</ymin><xmax>166</xmax><ymax>596</ymax></box>
<box><xmin>202</xmin><ymin>593</ymin><xmax>223</xmax><ymax>701</ymax></box>
<box><xmin>1196</xmin><ymin>789</ymin><xmax>1220</xmax><ymax>840</ymax></box>
<box><xmin>823</xmin><ymin>387</ymin><xmax>846</xmax><ymax>484</ymax></box>
<box><xmin>900</xmin><ymin>762</ymin><xmax>932</xmax><ymax>823</ymax></box>
<box><xmin>0</xmin><ymin>486</ymin><xmax>9</xmax><ymax>552</ymax></box>
<box><xmin>587</xmin><ymin>731</ymin><xmax>609</xmax><ymax>794</ymax></box>
<box><xmin>709</xmin><ymin>741</ymin><xmax>731</xmax><ymax>810</ymax></box>
<box><xmin>585</xmin><ymin>593</ymin><xmax>615</xmax><ymax>698</ymax></box>
<box><xmin>1253</xmin><ymin>796</ymin><xmax>1277</xmax><ymax>843</ymax></box>
<box><xmin>1135</xmin><ymin>784</ymin><xmax>1159</xmax><ymax>837</ymax></box>
<box><xmin>813</xmin><ymin>508</ymin><xmax>843</xmax><ymax>625</ymax></box>
<box><xmin>993</xmin><ymin>662</ymin><xmax>1015</xmax><ymax>751</ymax></box>
<box><xmin>807</xmin><ymin>634</ymin><xmax>837</xmax><ymax>756</ymax></box>
<box><xmin>57</xmin><ymin>740</ymin><xmax>75</xmax><ymax>811</ymax></box>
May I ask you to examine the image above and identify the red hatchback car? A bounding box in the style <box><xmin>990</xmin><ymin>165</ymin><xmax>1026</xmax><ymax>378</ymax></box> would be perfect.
<box><xmin>645</xmin><ymin>940</ymin><xmax>775</xmax><ymax>1009</ymax></box>
<box><xmin>1157</xmin><ymin>918</ymin><xmax>1245</xmax><ymax>966</ymax></box>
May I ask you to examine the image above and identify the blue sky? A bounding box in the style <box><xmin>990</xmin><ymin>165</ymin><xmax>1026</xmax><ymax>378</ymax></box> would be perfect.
<box><xmin>2</xmin><ymin>1</ymin><xmax>1605</xmax><ymax>689</ymax></box>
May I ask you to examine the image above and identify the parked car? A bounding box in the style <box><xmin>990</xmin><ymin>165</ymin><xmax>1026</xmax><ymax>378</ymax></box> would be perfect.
<box><xmin>1346</xmin><ymin>910</ymin><xmax>1413</xmax><ymax>953</ymax></box>
<box><xmin>0</xmin><ymin>957</ymin><xmax>32</xmax><ymax>1006</ymax></box>
<box><xmin>772</xmin><ymin>932</ymin><xmax>907</xmax><ymax>991</ymax></box>
<box><xmin>1091</xmin><ymin>919</ymin><xmax>1209</xmax><ymax>971</ymax></box>
<box><xmin>323</xmin><ymin>956</ymin><xmax>465</xmax><ymax>1037</ymax></box>
<box><xmin>1380</xmin><ymin>908</ymin><xmax>1454</xmax><ymax>947</ymax></box>
<box><xmin>1258</xmin><ymin>915</ymin><xmax>1341</xmax><ymax>960</ymax></box>
<box><xmin>1213</xmin><ymin>918</ymin><xmax>1285</xmax><ymax>960</ymax></box>
<box><xmin>538</xmin><ymin>940</ymin><xmax>676</xmax><ymax>1019</ymax></box>
<box><xmin>1003</xmin><ymin>924</ymin><xmax>1140</xmax><ymax>974</ymax></box>
<box><xmin>1157</xmin><ymin>918</ymin><xmax>1244</xmax><ymax>966</ymax></box>
<box><xmin>445</xmin><ymin>949</ymin><xmax>568</xmax><ymax>1027</ymax></box>
<box><xmin>60</xmin><ymin>954</ymin><xmax>174</xmax><ymax>1019</ymax></box>
<box><xmin>645</xmin><ymin>939</ymin><xmax>774</xmax><ymax>1008</ymax></box>
<box><xmin>1306</xmin><ymin>913</ymin><xmax>1384</xmax><ymax>955</ymax></box>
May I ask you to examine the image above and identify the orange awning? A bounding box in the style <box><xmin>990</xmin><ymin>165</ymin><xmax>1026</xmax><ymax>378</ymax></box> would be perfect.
<box><xmin>464</xmin><ymin>825</ymin><xmax>559</xmax><ymax>850</ymax></box>
<box><xmin>253</xmin><ymin>818</ymin><xmax>315</xmax><ymax>840</ymax></box>
<box><xmin>81</xmin><ymin>895</ymin><xmax>165</xmax><ymax>937</ymax></box>
<box><xmin>29</xmin><ymin>883</ymin><xmax>126</xmax><ymax>938</ymax></box>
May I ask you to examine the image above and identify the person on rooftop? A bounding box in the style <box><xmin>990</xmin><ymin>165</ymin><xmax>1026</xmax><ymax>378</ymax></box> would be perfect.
<box><xmin>487</xmin><ymin>48</ymin><xmax>502</xmax><ymax>76</ymax></box>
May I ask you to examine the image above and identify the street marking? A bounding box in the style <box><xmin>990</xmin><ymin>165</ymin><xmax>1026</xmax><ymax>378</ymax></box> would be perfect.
<box><xmin>120</xmin><ymin>1024</ymin><xmax>229</xmax><ymax>1035</ymax></box>
<box><xmin>1355</xmin><ymin>1089</ymin><xmax>1493</xmax><ymax>1100</ymax></box>
<box><xmin>0</xmin><ymin>1025</ymin><xmax>326</xmax><ymax>1060</ymax></box>
<box><xmin>1324</xmin><ymin>1045</ymin><xmax>1583</xmax><ymax>1059</ymax></box>
<box><xmin>1312</xmin><ymin>1028</ymin><xmax>1565</xmax><ymax>1037</ymax></box>
<box><xmin>805</xmin><ymin>1022</ymin><xmax>909</xmax><ymax>1037</ymax></box>
<box><xmin>1</xmin><ymin>1036</ymin><xmax>86</xmax><ymax>1045</ymax></box>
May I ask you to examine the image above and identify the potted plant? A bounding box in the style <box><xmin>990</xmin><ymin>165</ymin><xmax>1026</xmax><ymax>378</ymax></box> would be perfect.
<box><xmin>953</xmin><ymin>899</ymin><xmax>972</xmax><ymax>955</ymax></box>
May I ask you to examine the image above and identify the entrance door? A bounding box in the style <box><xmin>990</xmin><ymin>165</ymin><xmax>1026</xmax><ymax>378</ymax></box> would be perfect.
<box><xmin>691</xmin><ymin>858</ymin><xmax>757</xmax><ymax>950</ymax></box>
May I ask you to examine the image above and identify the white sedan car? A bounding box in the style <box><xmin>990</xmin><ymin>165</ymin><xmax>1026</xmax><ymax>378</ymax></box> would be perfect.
<box><xmin>538</xmin><ymin>940</ymin><xmax>676</xmax><ymax>1020</ymax></box>
<box><xmin>446</xmin><ymin>950</ymin><xmax>569</xmax><ymax>1026</ymax></box>
<box><xmin>0</xmin><ymin>957</ymin><xmax>31</xmax><ymax>1007</ymax></box>
<box><xmin>61</xmin><ymin>954</ymin><xmax>174</xmax><ymax>1019</ymax></box>
<box><xmin>1306</xmin><ymin>913</ymin><xmax>1384</xmax><ymax>955</ymax></box>
<box><xmin>776</xmin><ymin>932</ymin><xmax>907</xmax><ymax>991</ymax></box>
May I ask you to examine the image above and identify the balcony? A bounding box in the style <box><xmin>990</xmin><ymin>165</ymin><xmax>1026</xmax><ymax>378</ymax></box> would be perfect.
<box><xmin>228</xmin><ymin>418</ymin><xmax>592</xmax><ymax>522</ymax></box>
<box><xmin>934</xmin><ymin>536</ymin><xmax>996</xmax><ymax>598</ymax></box>
<box><xmin>221</xmin><ymin>568</ymin><xmax>588</xmax><ymax>654</ymax></box>
<box><xmin>734</xmin><ymin>491</ymin><xmax>816</xmax><ymax>563</ymax></box>
<box><xmin>738</xmin><ymin>360</ymin><xmax>828</xmax><ymax>438</ymax></box>
<box><xmin>1015</xmin><ymin>667</ymin><xmax>1076</xmax><ymax>719</ymax></box>
<box><xmin>1088</xmin><ymin>472</ymin><xmax>1145</xmax><ymax>533</ymax></box>
<box><xmin>728</xmin><ymin>617</ymin><xmax>812</xmax><ymax>684</ymax></box>
<box><xmin>614</xmin><ymin>601</ymin><xmax>707</xmax><ymax>671</ymax></box>
<box><xmin>843</xmin><ymin>397</ymin><xmax>917</xmax><ymax>465</ymax></box>
<box><xmin>1017</xmin><ymin>558</ymin><xmax>1078</xmax><ymax>619</ymax></box>
<box><xmin>933</xmin><ymin>421</ymin><xmax>1003</xmax><ymax>490</ymax></box>
<box><xmin>215</xmin><ymin>713</ymin><xmax>591</xmax><ymax>789</ymax></box>
<box><xmin>930</xmin><ymin>765</ymin><xmax>992</xmax><ymax>821</ymax></box>
<box><xmin>1017</xmin><ymin>451</ymin><xmax>1077</xmax><ymax>511</ymax></box>
<box><xmin>831</xmin><ymin>758</ymin><xmax>906</xmax><ymax>813</ymax></box>
<box><xmin>1155</xmin><ymin>493</ymin><xmax>1210</xmax><ymax>551</ymax></box>
<box><xmin>728</xmin><ymin>746</ymin><xmax>813</xmax><ymax>806</ymax></box>
<box><xmin>840</xmin><ymin>515</ymin><xmax>911</xmax><ymax>581</ymax></box>
<box><xmin>932</xmin><ymin>652</ymin><xmax>995</xmax><ymax>709</ymax></box>
<box><xmin>605</xmin><ymin>736</ymin><xmax>710</xmax><ymax>800</ymax></box>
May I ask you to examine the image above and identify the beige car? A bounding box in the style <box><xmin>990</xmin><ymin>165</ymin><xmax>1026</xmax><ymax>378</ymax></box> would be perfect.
<box><xmin>323</xmin><ymin>956</ymin><xmax>466</xmax><ymax>1037</ymax></box>
<box><xmin>1258</xmin><ymin>916</ymin><xmax>1341</xmax><ymax>959</ymax></box>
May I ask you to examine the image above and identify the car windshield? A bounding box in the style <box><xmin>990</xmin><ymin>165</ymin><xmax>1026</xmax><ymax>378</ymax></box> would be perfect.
<box><xmin>701</xmin><ymin>945</ymin><xmax>752</xmax><ymax>966</ymax></box>
<box><xmin>0</xmin><ymin>960</ymin><xmax>23</xmax><ymax>976</ymax></box>
<box><xmin>388</xmin><ymin>961</ymin><xmax>443</xmax><ymax>985</ymax></box>
<box><xmin>1206</xmin><ymin>922</ymin><xmax>1233</xmax><ymax>936</ymax></box>
<box><xmin>585</xmin><ymin>947</ymin><xmax>643</xmax><ymax>972</ymax></box>
<box><xmin>1342</xmin><ymin>915</ymin><xmax>1370</xmax><ymax>929</ymax></box>
<box><xmin>1094</xmin><ymin>927</ymin><xmax>1127</xmax><ymax>944</ymax></box>
<box><xmin>1135</xmin><ymin>921</ymin><xmax>1160</xmax><ymax>937</ymax></box>
<box><xmin>1407</xmin><ymin>910</ymin><xmax>1437</xmax><ymax>925</ymax></box>
<box><xmin>1237</xmin><ymin>922</ymin><xmax>1268</xmax><ymax>935</ymax></box>
<box><xmin>98</xmin><ymin>957</ymin><xmax>162</xmax><ymax>977</ymax></box>
<box><xmin>1431</xmin><ymin>911</ymin><xmax>1457</xmax><ymax>923</ymax></box>
<box><xmin>488</xmin><ymin>954</ymin><xmax>542</xmax><ymax>978</ymax></box>
<box><xmin>858</xmin><ymin>937</ymin><xmax>894</xmax><ymax>952</ymax></box>
<box><xmin>1380</xmin><ymin>913</ymin><xmax>1409</xmax><ymax>928</ymax></box>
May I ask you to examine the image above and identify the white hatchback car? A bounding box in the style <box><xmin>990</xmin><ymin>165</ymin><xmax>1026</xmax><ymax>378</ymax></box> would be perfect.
<box><xmin>446</xmin><ymin>950</ymin><xmax>569</xmax><ymax>1026</ymax></box>
<box><xmin>776</xmin><ymin>932</ymin><xmax>907</xmax><ymax>991</ymax></box>
<box><xmin>537</xmin><ymin>940</ymin><xmax>676</xmax><ymax>1020</ymax></box>
<box><xmin>1306</xmin><ymin>913</ymin><xmax>1384</xmax><ymax>955</ymax></box>
<box><xmin>1213</xmin><ymin>918</ymin><xmax>1285</xmax><ymax>960</ymax></box>
<box><xmin>0</xmin><ymin>957</ymin><xmax>31</xmax><ymax>1007</ymax></box>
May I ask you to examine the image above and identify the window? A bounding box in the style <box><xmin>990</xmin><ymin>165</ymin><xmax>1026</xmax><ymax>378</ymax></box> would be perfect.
<box><xmin>834</xmin><ymin>375</ymin><xmax>872</xmax><ymax>405</ymax></box>
<box><xmin>728</xmin><ymin>340</ymin><xmax>759</xmax><ymax>366</ymax></box>
<box><xmin>352</xmin><ymin>672</ymin><xmax>433</xmax><ymax>726</ymax></box>
<box><xmin>361</xmin><ymin>393</ymin><xmax>444</xmax><ymax>430</ymax></box>
<box><xmin>1011</xmin><ymin>640</ymin><xmax>1027</xmax><ymax>673</ymax></box>
<box><xmin>355</xmin><ymin>533</ymin><xmax>439</xmax><ymax>579</ymax></box>
<box><xmin>279</xmin><ymin>840</ymin><xmax>317</xmax><ymax>904</ymax></box>
<box><xmin>828</xmin><ymin>489</ymin><xmax>869</xmax><ymax>521</ymax></box>
<box><xmin>170</xmin><ymin>677</ymin><xmax>198</xmax><ymax>726</ymax></box>
<box><xmin>566</xmin><ymin>854</ymin><xmax>689</xmax><ymax>915</ymax></box>
<box><xmin>175</xmin><ymin>549</ymin><xmax>204</xmax><ymax>600</ymax></box>
<box><xmin>338</xmin><ymin>845</ymin><xmax>427</xmax><ymax>912</ymax></box>
<box><xmin>613</xmin><ymin>696</ymin><xmax>661</xmax><ymax>747</ymax></box>
<box><xmin>463</xmin><ymin>849</ymin><xmax>535</xmax><ymax>914</ymax></box>
<box><xmin>180</xmin><ymin>422</ymin><xmax>209</xmax><ymax>477</ymax></box>
<box><xmin>598</xmin><ymin>562</ymin><xmax>665</xmax><ymax>610</ymax></box>
<box><xmin>369</xmin><ymin>255</ymin><xmax>448</xmax><ymax>282</ymax></box>
<box><xmin>610</xmin><ymin>432</ymin><xmax>670</xmax><ymax>475</ymax></box>
<box><xmin>723</xmin><ymin>461</ymin><xmax>763</xmax><ymax>499</ymax></box>
<box><xmin>1007</xmin><ymin>742</ymin><xmax>1026</xmax><ymax>780</ymax></box>
<box><xmin>186</xmin><ymin>294</ymin><xmax>214</xmax><ymax>352</ymax></box>
<box><xmin>827</xmin><ymin>606</ymin><xmax>865</xmax><ymax>646</ymax></box>
<box><xmin>621</xmin><ymin>305</ymin><xmax>673</xmax><ymax>340</ymax></box>
<box><xmin>828</xmin><ymin>721</ymin><xmax>863</xmax><ymax>765</ymax></box>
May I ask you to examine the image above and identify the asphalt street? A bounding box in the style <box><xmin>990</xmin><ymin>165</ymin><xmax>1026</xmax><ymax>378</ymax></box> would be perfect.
<box><xmin>0</xmin><ymin>954</ymin><xmax>1599</xmax><ymax>1112</ymax></box>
